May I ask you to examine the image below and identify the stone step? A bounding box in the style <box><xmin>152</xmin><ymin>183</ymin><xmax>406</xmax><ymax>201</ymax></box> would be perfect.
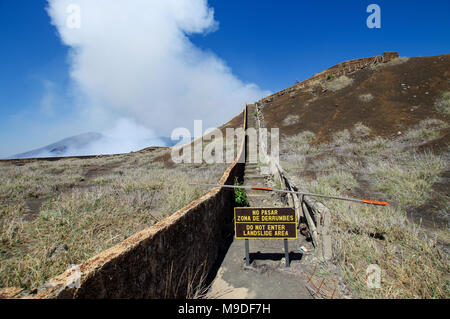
<box><xmin>247</xmin><ymin>154</ymin><xmax>259</xmax><ymax>159</ymax></box>
<box><xmin>244</xmin><ymin>171</ymin><xmax>259</xmax><ymax>177</ymax></box>
<box><xmin>245</xmin><ymin>163</ymin><xmax>261</xmax><ymax>169</ymax></box>
<box><xmin>247</xmin><ymin>198</ymin><xmax>269</xmax><ymax>206</ymax></box>
<box><xmin>246</xmin><ymin>189</ymin><xmax>272</xmax><ymax>196</ymax></box>
<box><xmin>244</xmin><ymin>174</ymin><xmax>265</xmax><ymax>180</ymax></box>
<box><xmin>244</xmin><ymin>174</ymin><xmax>266</xmax><ymax>180</ymax></box>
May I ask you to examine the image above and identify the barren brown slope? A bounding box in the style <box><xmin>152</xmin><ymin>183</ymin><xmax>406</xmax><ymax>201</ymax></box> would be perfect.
<box><xmin>260</xmin><ymin>54</ymin><xmax>450</xmax><ymax>145</ymax></box>
<box><xmin>220</xmin><ymin>111</ymin><xmax>245</xmax><ymax>132</ymax></box>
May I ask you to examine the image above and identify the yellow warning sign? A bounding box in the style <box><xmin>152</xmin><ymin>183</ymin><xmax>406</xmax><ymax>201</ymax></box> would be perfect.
<box><xmin>234</xmin><ymin>207</ymin><xmax>297</xmax><ymax>239</ymax></box>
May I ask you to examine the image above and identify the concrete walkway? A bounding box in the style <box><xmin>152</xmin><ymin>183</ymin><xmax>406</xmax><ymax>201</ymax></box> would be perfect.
<box><xmin>208</xmin><ymin>105</ymin><xmax>314</xmax><ymax>299</ymax></box>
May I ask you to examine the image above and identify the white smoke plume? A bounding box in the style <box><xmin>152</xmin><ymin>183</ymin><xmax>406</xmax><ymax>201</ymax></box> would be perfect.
<box><xmin>45</xmin><ymin>0</ymin><xmax>268</xmax><ymax>154</ymax></box>
<box><xmin>78</xmin><ymin>118</ymin><xmax>168</xmax><ymax>155</ymax></box>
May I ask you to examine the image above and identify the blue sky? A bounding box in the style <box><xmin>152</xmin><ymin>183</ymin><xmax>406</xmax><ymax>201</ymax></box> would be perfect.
<box><xmin>0</xmin><ymin>0</ymin><xmax>449</xmax><ymax>157</ymax></box>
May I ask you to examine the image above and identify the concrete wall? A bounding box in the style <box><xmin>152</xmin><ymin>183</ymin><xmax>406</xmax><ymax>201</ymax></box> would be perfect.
<box><xmin>383</xmin><ymin>52</ymin><xmax>399</xmax><ymax>62</ymax></box>
<box><xmin>4</xmin><ymin>109</ymin><xmax>247</xmax><ymax>299</ymax></box>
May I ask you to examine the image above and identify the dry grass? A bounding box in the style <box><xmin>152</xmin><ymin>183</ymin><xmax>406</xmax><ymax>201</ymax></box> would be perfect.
<box><xmin>351</xmin><ymin>122</ymin><xmax>372</xmax><ymax>141</ymax></box>
<box><xmin>367</xmin><ymin>151</ymin><xmax>446</xmax><ymax>208</ymax></box>
<box><xmin>293</xmin><ymin>167</ymin><xmax>448</xmax><ymax>298</ymax></box>
<box><xmin>280</xmin><ymin>154</ymin><xmax>307</xmax><ymax>174</ymax></box>
<box><xmin>351</xmin><ymin>136</ymin><xmax>392</xmax><ymax>156</ymax></box>
<box><xmin>163</xmin><ymin>260</ymin><xmax>212</xmax><ymax>299</ymax></box>
<box><xmin>322</xmin><ymin>75</ymin><xmax>354</xmax><ymax>92</ymax></box>
<box><xmin>359</xmin><ymin>94</ymin><xmax>374</xmax><ymax>102</ymax></box>
<box><xmin>0</xmin><ymin>162</ymin><xmax>84</xmax><ymax>202</ymax></box>
<box><xmin>401</xmin><ymin>119</ymin><xmax>449</xmax><ymax>144</ymax></box>
<box><xmin>0</xmin><ymin>150</ymin><xmax>227</xmax><ymax>290</ymax></box>
<box><xmin>283</xmin><ymin>114</ymin><xmax>300</xmax><ymax>126</ymax></box>
<box><xmin>281</xmin><ymin>131</ymin><xmax>318</xmax><ymax>156</ymax></box>
<box><xmin>332</xmin><ymin>129</ymin><xmax>351</xmax><ymax>147</ymax></box>
<box><xmin>283</xmin><ymin>120</ymin><xmax>449</xmax><ymax>299</ymax></box>
<box><xmin>313</xmin><ymin>158</ymin><xmax>340</xmax><ymax>171</ymax></box>
<box><xmin>435</xmin><ymin>91</ymin><xmax>450</xmax><ymax>116</ymax></box>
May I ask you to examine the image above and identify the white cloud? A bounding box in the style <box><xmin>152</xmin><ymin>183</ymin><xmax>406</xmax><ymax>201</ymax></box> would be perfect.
<box><xmin>46</xmin><ymin>0</ymin><xmax>268</xmax><ymax>148</ymax></box>
<box><xmin>82</xmin><ymin>118</ymin><xmax>167</xmax><ymax>155</ymax></box>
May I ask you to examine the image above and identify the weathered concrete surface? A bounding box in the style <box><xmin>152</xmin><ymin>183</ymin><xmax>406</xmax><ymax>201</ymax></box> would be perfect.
<box><xmin>209</xmin><ymin>237</ymin><xmax>313</xmax><ymax>299</ymax></box>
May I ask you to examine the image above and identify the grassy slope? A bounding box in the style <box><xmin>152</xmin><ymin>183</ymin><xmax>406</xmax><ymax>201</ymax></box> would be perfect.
<box><xmin>0</xmin><ymin>106</ymin><xmax>246</xmax><ymax>291</ymax></box>
<box><xmin>261</xmin><ymin>54</ymin><xmax>449</xmax><ymax>298</ymax></box>
<box><xmin>0</xmin><ymin>146</ymin><xmax>233</xmax><ymax>291</ymax></box>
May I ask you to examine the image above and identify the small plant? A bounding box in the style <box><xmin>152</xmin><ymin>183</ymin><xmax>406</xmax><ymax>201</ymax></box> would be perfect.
<box><xmin>281</xmin><ymin>131</ymin><xmax>319</xmax><ymax>156</ymax></box>
<box><xmin>327</xmin><ymin>74</ymin><xmax>335</xmax><ymax>80</ymax></box>
<box><xmin>401</xmin><ymin>118</ymin><xmax>449</xmax><ymax>144</ymax></box>
<box><xmin>283</xmin><ymin>114</ymin><xmax>300</xmax><ymax>126</ymax></box>
<box><xmin>435</xmin><ymin>91</ymin><xmax>450</xmax><ymax>116</ymax></box>
<box><xmin>233</xmin><ymin>178</ymin><xmax>248</xmax><ymax>207</ymax></box>
<box><xmin>359</xmin><ymin>93</ymin><xmax>374</xmax><ymax>102</ymax></box>
<box><xmin>323</xmin><ymin>75</ymin><xmax>353</xmax><ymax>92</ymax></box>
<box><xmin>273</xmin><ymin>177</ymin><xmax>282</xmax><ymax>190</ymax></box>
<box><xmin>352</xmin><ymin>122</ymin><xmax>371</xmax><ymax>140</ymax></box>
<box><xmin>332</xmin><ymin>129</ymin><xmax>351</xmax><ymax>146</ymax></box>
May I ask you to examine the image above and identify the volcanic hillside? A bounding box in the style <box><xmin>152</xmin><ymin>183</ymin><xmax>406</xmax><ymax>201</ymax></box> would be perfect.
<box><xmin>256</xmin><ymin>53</ymin><xmax>449</xmax><ymax>298</ymax></box>
<box><xmin>260</xmin><ymin>54</ymin><xmax>449</xmax><ymax>147</ymax></box>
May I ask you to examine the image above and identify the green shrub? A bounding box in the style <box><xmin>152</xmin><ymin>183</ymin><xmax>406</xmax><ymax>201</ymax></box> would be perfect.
<box><xmin>233</xmin><ymin>178</ymin><xmax>248</xmax><ymax>206</ymax></box>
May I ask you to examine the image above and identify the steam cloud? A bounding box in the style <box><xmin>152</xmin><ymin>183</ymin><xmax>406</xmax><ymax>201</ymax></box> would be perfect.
<box><xmin>75</xmin><ymin>118</ymin><xmax>168</xmax><ymax>156</ymax></box>
<box><xmin>45</xmin><ymin>0</ymin><xmax>268</xmax><ymax>154</ymax></box>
